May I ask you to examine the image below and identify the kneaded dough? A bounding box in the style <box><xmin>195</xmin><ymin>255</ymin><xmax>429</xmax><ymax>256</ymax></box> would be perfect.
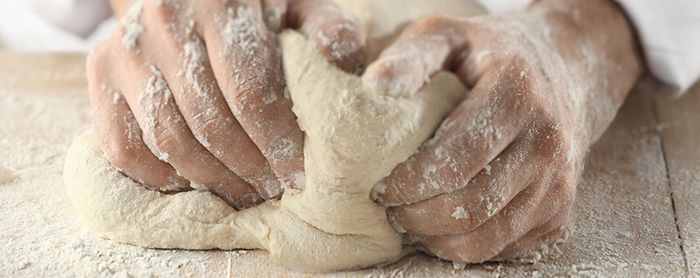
<box><xmin>64</xmin><ymin>0</ymin><xmax>483</xmax><ymax>272</ymax></box>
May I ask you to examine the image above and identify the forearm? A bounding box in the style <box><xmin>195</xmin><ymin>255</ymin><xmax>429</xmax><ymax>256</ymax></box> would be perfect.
<box><xmin>530</xmin><ymin>0</ymin><xmax>644</xmax><ymax>144</ymax></box>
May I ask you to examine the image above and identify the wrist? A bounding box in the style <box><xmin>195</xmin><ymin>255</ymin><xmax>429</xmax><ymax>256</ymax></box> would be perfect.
<box><xmin>531</xmin><ymin>0</ymin><xmax>644</xmax><ymax>145</ymax></box>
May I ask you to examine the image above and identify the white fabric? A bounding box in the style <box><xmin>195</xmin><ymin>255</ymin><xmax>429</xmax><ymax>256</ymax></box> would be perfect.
<box><xmin>614</xmin><ymin>0</ymin><xmax>700</xmax><ymax>96</ymax></box>
<box><xmin>0</xmin><ymin>0</ymin><xmax>114</xmax><ymax>51</ymax></box>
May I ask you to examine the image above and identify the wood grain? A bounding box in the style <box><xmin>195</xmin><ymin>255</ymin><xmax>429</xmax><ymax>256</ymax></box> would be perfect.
<box><xmin>655</xmin><ymin>82</ymin><xmax>700</xmax><ymax>277</ymax></box>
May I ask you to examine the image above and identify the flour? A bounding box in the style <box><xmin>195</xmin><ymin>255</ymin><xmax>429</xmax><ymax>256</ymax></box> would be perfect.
<box><xmin>222</xmin><ymin>6</ymin><xmax>263</xmax><ymax>56</ymax></box>
<box><xmin>182</xmin><ymin>40</ymin><xmax>210</xmax><ymax>100</ymax></box>
<box><xmin>218</xmin><ymin>3</ymin><xmax>279</xmax><ymax>125</ymax></box>
<box><xmin>182</xmin><ymin>39</ymin><xmax>218</xmax><ymax>151</ymax></box>
<box><xmin>120</xmin><ymin>0</ymin><xmax>144</xmax><ymax>50</ymax></box>
<box><xmin>451</xmin><ymin>206</ymin><xmax>469</xmax><ymax>220</ymax></box>
<box><xmin>137</xmin><ymin>65</ymin><xmax>175</xmax><ymax>161</ymax></box>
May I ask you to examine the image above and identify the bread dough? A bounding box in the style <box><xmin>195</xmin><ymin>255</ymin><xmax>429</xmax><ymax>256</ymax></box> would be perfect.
<box><xmin>64</xmin><ymin>0</ymin><xmax>483</xmax><ymax>272</ymax></box>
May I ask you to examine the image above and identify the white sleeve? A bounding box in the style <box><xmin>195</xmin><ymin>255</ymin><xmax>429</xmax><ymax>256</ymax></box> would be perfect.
<box><xmin>0</xmin><ymin>0</ymin><xmax>114</xmax><ymax>52</ymax></box>
<box><xmin>615</xmin><ymin>0</ymin><xmax>700</xmax><ymax>96</ymax></box>
<box><xmin>475</xmin><ymin>0</ymin><xmax>700</xmax><ymax>96</ymax></box>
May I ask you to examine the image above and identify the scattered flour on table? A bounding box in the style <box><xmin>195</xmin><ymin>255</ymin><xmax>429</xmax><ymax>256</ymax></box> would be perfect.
<box><xmin>0</xmin><ymin>87</ymin><xmax>220</xmax><ymax>277</ymax></box>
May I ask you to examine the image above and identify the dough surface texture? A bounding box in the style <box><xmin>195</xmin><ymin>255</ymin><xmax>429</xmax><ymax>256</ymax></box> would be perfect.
<box><xmin>64</xmin><ymin>0</ymin><xmax>483</xmax><ymax>271</ymax></box>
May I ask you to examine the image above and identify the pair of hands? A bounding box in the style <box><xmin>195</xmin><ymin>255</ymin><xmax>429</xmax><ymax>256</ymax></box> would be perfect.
<box><xmin>88</xmin><ymin>0</ymin><xmax>643</xmax><ymax>263</ymax></box>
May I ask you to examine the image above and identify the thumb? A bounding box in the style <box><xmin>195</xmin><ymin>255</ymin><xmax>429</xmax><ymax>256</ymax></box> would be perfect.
<box><xmin>275</xmin><ymin>0</ymin><xmax>366</xmax><ymax>74</ymax></box>
<box><xmin>362</xmin><ymin>16</ymin><xmax>470</xmax><ymax>97</ymax></box>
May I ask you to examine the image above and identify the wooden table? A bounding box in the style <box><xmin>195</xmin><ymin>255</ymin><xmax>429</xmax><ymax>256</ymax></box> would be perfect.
<box><xmin>1</xmin><ymin>52</ymin><xmax>698</xmax><ymax>277</ymax></box>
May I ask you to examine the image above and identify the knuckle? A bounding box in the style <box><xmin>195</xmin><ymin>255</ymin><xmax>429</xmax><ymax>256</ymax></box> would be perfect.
<box><xmin>489</xmin><ymin>60</ymin><xmax>538</xmax><ymax>116</ymax></box>
<box><xmin>143</xmin><ymin>1</ymin><xmax>184</xmax><ymax>46</ymax></box>
<box><xmin>144</xmin><ymin>0</ymin><xmax>175</xmax><ymax>24</ymax></box>
<box><xmin>366</xmin><ymin>62</ymin><xmax>396</xmax><ymax>80</ymax></box>
<box><xmin>552</xmin><ymin>179</ymin><xmax>576</xmax><ymax>208</ymax></box>
<box><xmin>502</xmin><ymin>60</ymin><xmax>536</xmax><ymax>100</ymax></box>
<box><xmin>192</xmin><ymin>113</ymin><xmax>229</xmax><ymax>135</ymax></box>
<box><xmin>413</xmin><ymin>16</ymin><xmax>457</xmax><ymax>32</ymax></box>
<box><xmin>529</xmin><ymin>123</ymin><xmax>573</xmax><ymax>162</ymax></box>
<box><xmin>533</xmin><ymin>127</ymin><xmax>562</xmax><ymax>160</ymax></box>
<box><xmin>235</xmin><ymin>76</ymin><xmax>266</xmax><ymax>97</ymax></box>
<box><xmin>466</xmin><ymin>205</ymin><xmax>494</xmax><ymax>231</ymax></box>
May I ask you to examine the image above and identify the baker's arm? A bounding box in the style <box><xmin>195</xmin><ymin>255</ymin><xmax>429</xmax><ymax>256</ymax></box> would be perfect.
<box><xmin>474</xmin><ymin>0</ymin><xmax>700</xmax><ymax>96</ymax></box>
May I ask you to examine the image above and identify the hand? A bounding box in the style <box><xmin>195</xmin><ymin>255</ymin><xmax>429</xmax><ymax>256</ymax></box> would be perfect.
<box><xmin>365</xmin><ymin>0</ymin><xmax>643</xmax><ymax>262</ymax></box>
<box><xmin>87</xmin><ymin>0</ymin><xmax>364</xmax><ymax>209</ymax></box>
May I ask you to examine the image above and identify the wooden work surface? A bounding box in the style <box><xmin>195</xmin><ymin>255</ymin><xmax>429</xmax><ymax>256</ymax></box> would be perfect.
<box><xmin>0</xmin><ymin>52</ymin><xmax>698</xmax><ymax>277</ymax></box>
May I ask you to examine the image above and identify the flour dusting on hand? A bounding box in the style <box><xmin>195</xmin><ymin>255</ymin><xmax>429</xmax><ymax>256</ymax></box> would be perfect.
<box><xmin>121</xmin><ymin>0</ymin><xmax>145</xmax><ymax>50</ymax></box>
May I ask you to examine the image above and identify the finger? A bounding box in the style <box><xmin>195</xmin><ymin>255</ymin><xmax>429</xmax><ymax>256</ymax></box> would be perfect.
<box><xmin>377</xmin><ymin>65</ymin><xmax>534</xmax><ymax>206</ymax></box>
<box><xmin>260</xmin><ymin>0</ymin><xmax>287</xmax><ymax>32</ymax></box>
<box><xmin>199</xmin><ymin>0</ymin><xmax>305</xmax><ymax>189</ymax></box>
<box><xmin>121</xmin><ymin>62</ymin><xmax>261</xmax><ymax>209</ymax></box>
<box><xmin>87</xmin><ymin>44</ymin><xmax>189</xmax><ymax>192</ymax></box>
<box><xmin>421</xmin><ymin>177</ymin><xmax>563</xmax><ymax>263</ymax></box>
<box><xmin>113</xmin><ymin>29</ymin><xmax>261</xmax><ymax>209</ymax></box>
<box><xmin>362</xmin><ymin>16</ymin><xmax>469</xmax><ymax>96</ymax></box>
<box><xmin>389</xmin><ymin>137</ymin><xmax>537</xmax><ymax>236</ymax></box>
<box><xmin>494</xmin><ymin>210</ymin><xmax>569</xmax><ymax>260</ymax></box>
<box><xmin>139</xmin><ymin>3</ymin><xmax>283</xmax><ymax>199</ymax></box>
<box><xmin>285</xmin><ymin>0</ymin><xmax>365</xmax><ymax>73</ymax></box>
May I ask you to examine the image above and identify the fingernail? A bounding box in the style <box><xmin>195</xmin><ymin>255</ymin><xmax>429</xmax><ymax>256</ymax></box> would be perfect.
<box><xmin>234</xmin><ymin>192</ymin><xmax>263</xmax><ymax>210</ymax></box>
